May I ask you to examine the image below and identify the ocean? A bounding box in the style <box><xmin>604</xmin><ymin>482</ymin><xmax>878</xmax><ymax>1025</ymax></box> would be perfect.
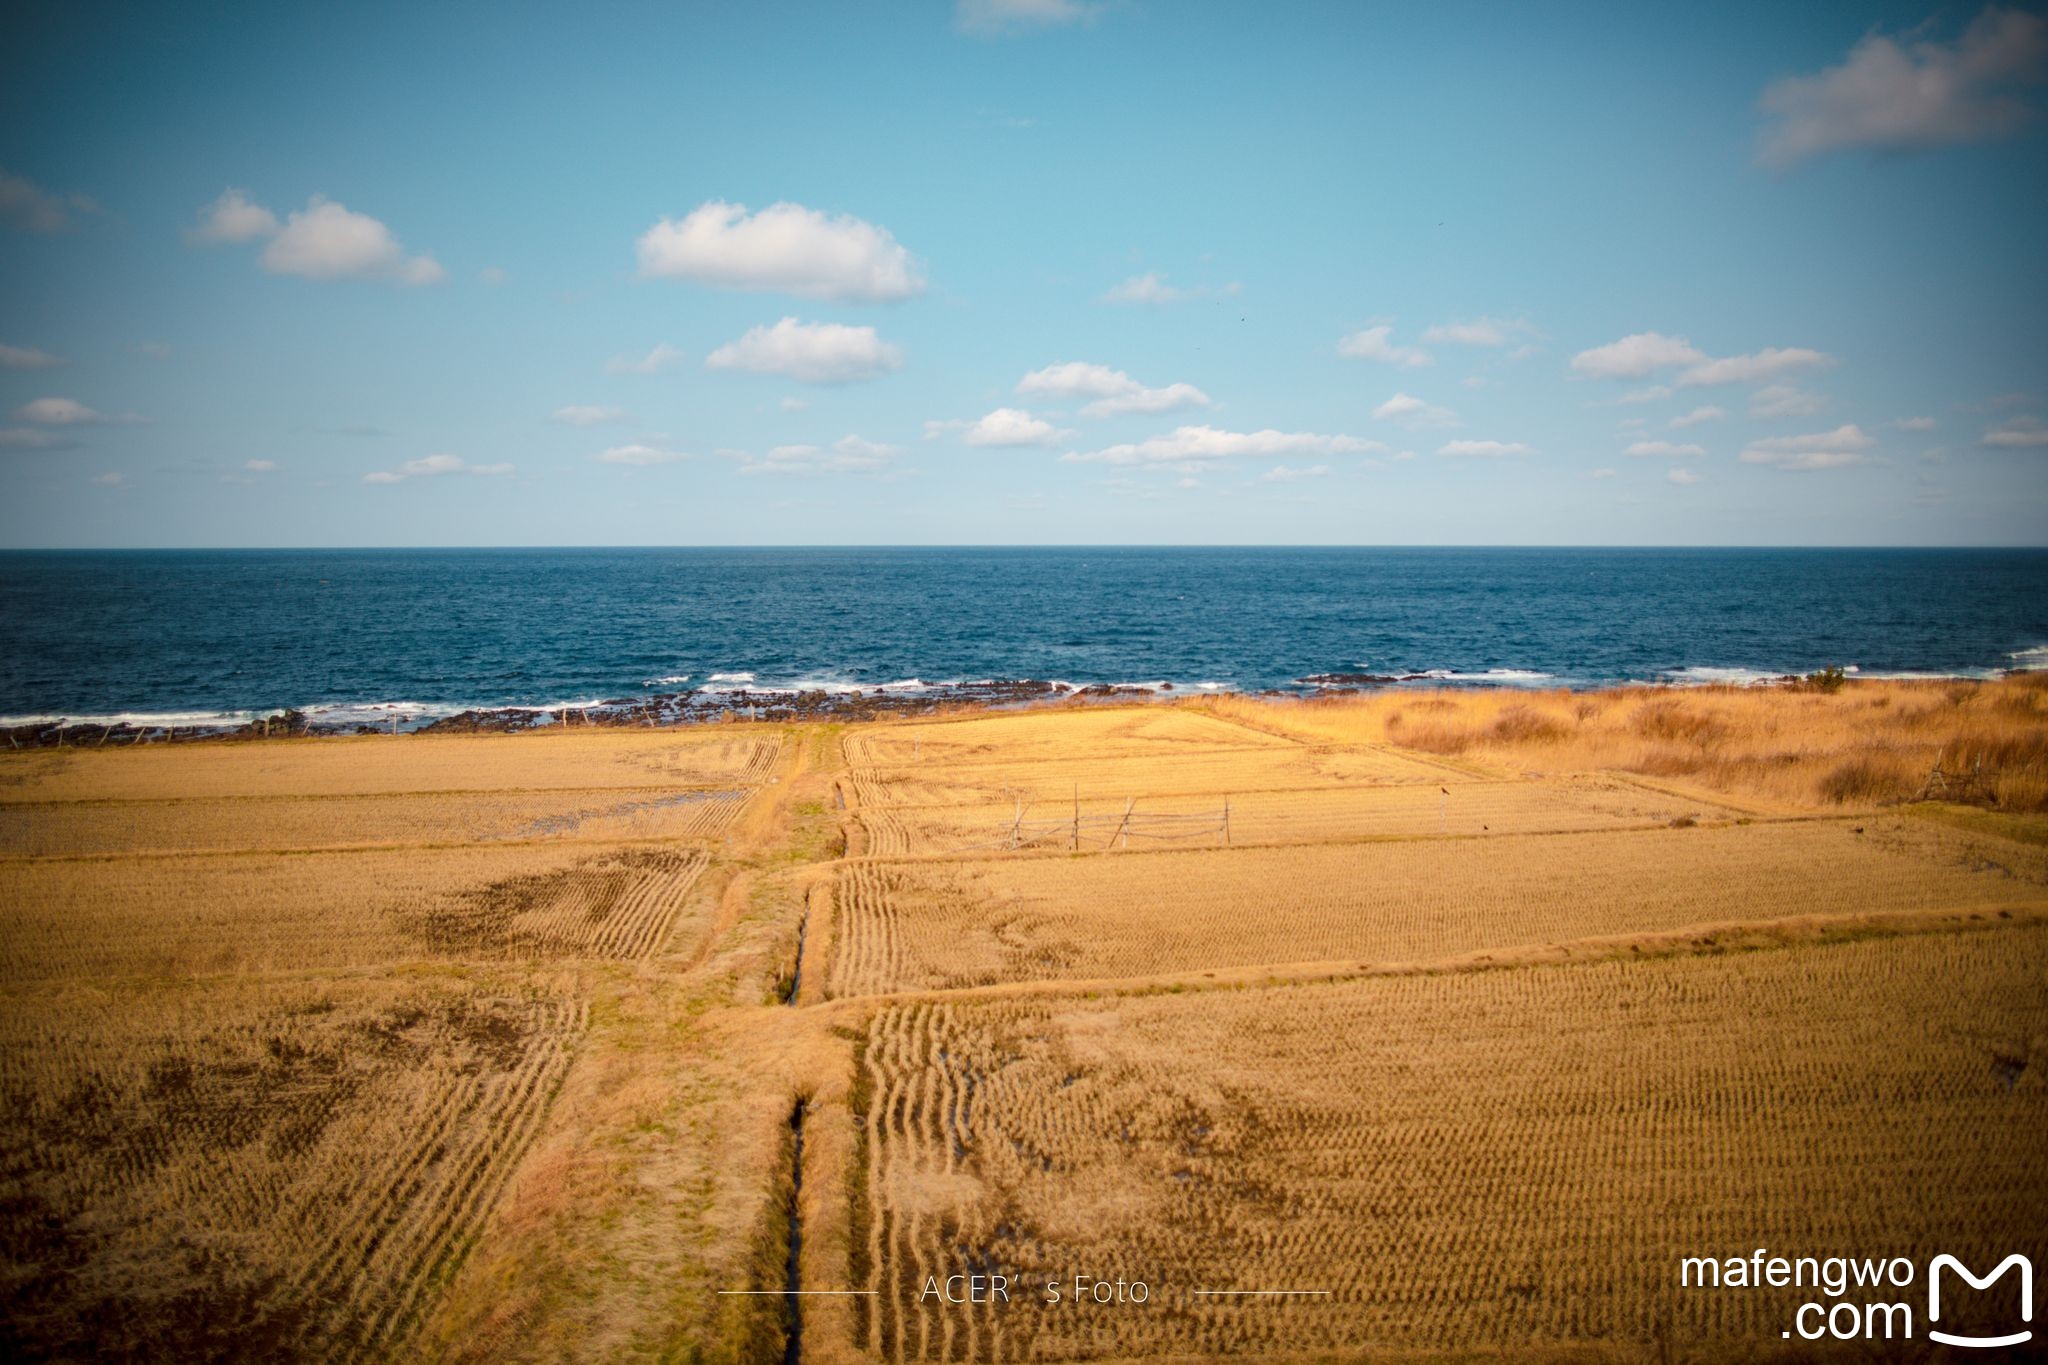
<box><xmin>1</xmin><ymin>547</ymin><xmax>2043</xmax><ymax>730</ymax></box>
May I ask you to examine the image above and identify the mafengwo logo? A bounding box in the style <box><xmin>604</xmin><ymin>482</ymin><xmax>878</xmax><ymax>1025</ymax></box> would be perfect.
<box><xmin>1929</xmin><ymin>1253</ymin><xmax>2033</xmax><ymax>1349</ymax></box>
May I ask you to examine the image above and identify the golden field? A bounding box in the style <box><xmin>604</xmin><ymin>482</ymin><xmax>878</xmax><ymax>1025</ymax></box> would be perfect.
<box><xmin>2</xmin><ymin>677</ymin><xmax>2046</xmax><ymax>1362</ymax></box>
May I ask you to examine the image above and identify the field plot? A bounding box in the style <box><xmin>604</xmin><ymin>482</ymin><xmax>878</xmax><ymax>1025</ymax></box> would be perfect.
<box><xmin>0</xmin><ymin>730</ymin><xmax>778</xmax><ymax>803</ymax></box>
<box><xmin>847</xmin><ymin>744</ymin><xmax>1465</xmax><ymax>811</ymax></box>
<box><xmin>855</xmin><ymin>776</ymin><xmax>1737</xmax><ymax>855</ymax></box>
<box><xmin>827</xmin><ymin>818</ymin><xmax>2045</xmax><ymax>996</ymax></box>
<box><xmin>0</xmin><ymin>785</ymin><xmax>748</xmax><ymax>857</ymax></box>
<box><xmin>0</xmin><ymin>844</ymin><xmax>710</xmax><ymax>982</ymax></box>
<box><xmin>844</xmin><ymin>707</ymin><xmax>1295</xmax><ymax>769</ymax></box>
<box><xmin>0</xmin><ymin>972</ymin><xmax>586</xmax><ymax>1361</ymax></box>
<box><xmin>853</xmin><ymin>927</ymin><xmax>2048</xmax><ymax>1360</ymax></box>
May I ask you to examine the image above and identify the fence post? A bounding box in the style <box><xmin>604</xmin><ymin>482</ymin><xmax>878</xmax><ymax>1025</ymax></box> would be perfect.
<box><xmin>1072</xmin><ymin>785</ymin><xmax>1080</xmax><ymax>851</ymax></box>
<box><xmin>1117</xmin><ymin>797</ymin><xmax>1134</xmax><ymax>850</ymax></box>
<box><xmin>1222</xmin><ymin>796</ymin><xmax>1231</xmax><ymax>846</ymax></box>
<box><xmin>1011</xmin><ymin>796</ymin><xmax>1022</xmax><ymax>850</ymax></box>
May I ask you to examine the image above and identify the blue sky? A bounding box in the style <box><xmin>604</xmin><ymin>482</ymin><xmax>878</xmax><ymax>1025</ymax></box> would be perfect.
<box><xmin>1</xmin><ymin>0</ymin><xmax>2044</xmax><ymax>547</ymax></box>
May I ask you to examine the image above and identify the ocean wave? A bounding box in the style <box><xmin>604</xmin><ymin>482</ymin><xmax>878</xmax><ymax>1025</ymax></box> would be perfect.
<box><xmin>642</xmin><ymin>674</ymin><xmax>692</xmax><ymax>687</ymax></box>
<box><xmin>0</xmin><ymin>708</ymin><xmax>263</xmax><ymax>730</ymax></box>
<box><xmin>706</xmin><ymin>671</ymin><xmax>756</xmax><ymax>684</ymax></box>
<box><xmin>1660</xmin><ymin>666</ymin><xmax>1788</xmax><ymax>687</ymax></box>
<box><xmin>2012</xmin><ymin>645</ymin><xmax>2048</xmax><ymax>669</ymax></box>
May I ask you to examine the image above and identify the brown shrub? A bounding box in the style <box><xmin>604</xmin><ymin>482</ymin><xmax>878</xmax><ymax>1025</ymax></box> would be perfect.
<box><xmin>1817</xmin><ymin>750</ymin><xmax>1918</xmax><ymax>806</ymax></box>
<box><xmin>1399</xmin><ymin>724</ymin><xmax>1472</xmax><ymax>755</ymax></box>
<box><xmin>1487</xmin><ymin>705</ymin><xmax>1567</xmax><ymax>744</ymax></box>
<box><xmin>1632</xmin><ymin>701</ymin><xmax>1727</xmax><ymax>747</ymax></box>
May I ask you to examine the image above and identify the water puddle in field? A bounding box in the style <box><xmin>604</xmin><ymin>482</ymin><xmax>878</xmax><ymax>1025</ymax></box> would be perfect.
<box><xmin>784</xmin><ymin>905</ymin><xmax>808</xmax><ymax>1006</ymax></box>
<box><xmin>504</xmin><ymin>788</ymin><xmax>744</xmax><ymax>839</ymax></box>
<box><xmin>784</xmin><ymin>1098</ymin><xmax>807</xmax><ymax>1364</ymax></box>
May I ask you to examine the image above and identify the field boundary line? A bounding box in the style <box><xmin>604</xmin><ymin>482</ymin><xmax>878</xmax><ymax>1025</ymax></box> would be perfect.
<box><xmin>834</xmin><ymin>812</ymin><xmax>1862</xmax><ymax>867</ymax></box>
<box><xmin>0</xmin><ymin>781</ymin><xmax>761</xmax><ymax>810</ymax></box>
<box><xmin>811</xmin><ymin>900</ymin><xmax>2048</xmax><ymax>1011</ymax></box>
<box><xmin>847</xmin><ymin>775</ymin><xmax>1524</xmax><ymax>813</ymax></box>
<box><xmin>1600</xmin><ymin>772</ymin><xmax>1786</xmax><ymax>817</ymax></box>
<box><xmin>0</xmin><ymin>832</ymin><xmax>733</xmax><ymax>867</ymax></box>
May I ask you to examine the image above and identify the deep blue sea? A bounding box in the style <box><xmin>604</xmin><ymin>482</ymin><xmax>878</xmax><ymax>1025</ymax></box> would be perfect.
<box><xmin>1</xmin><ymin>548</ymin><xmax>2044</xmax><ymax>728</ymax></box>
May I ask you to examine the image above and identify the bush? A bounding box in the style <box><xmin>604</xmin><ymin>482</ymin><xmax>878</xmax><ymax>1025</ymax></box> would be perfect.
<box><xmin>1487</xmin><ymin>705</ymin><xmax>1567</xmax><ymax>744</ymax></box>
<box><xmin>1796</xmin><ymin>665</ymin><xmax>1847</xmax><ymax>693</ymax></box>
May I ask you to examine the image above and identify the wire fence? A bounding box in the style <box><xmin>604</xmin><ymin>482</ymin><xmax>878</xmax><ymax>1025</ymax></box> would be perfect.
<box><xmin>935</xmin><ymin>796</ymin><xmax>1233</xmax><ymax>854</ymax></box>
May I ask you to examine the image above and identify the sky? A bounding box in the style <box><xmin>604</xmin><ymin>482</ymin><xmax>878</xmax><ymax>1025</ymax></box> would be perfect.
<box><xmin>1</xmin><ymin>0</ymin><xmax>2045</xmax><ymax>548</ymax></box>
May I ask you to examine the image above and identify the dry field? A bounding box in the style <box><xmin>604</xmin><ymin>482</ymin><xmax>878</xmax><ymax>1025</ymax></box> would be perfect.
<box><xmin>852</xmin><ymin>926</ymin><xmax>2048</xmax><ymax>1360</ymax></box>
<box><xmin>0</xmin><ymin>726</ymin><xmax>786</xmax><ymax>1361</ymax></box>
<box><xmin>826</xmin><ymin>817</ymin><xmax>2045</xmax><ymax>996</ymax></box>
<box><xmin>4</xmin><ymin>680</ymin><xmax>2046</xmax><ymax>1363</ymax></box>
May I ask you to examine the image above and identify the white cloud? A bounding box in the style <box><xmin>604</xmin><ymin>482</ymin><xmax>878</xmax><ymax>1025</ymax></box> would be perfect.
<box><xmin>1668</xmin><ymin>467</ymin><xmax>1703</xmax><ymax>486</ymax></box>
<box><xmin>1750</xmin><ymin>384</ymin><xmax>1827</xmax><ymax>418</ymax></box>
<box><xmin>1676</xmin><ymin>346</ymin><xmax>1834</xmax><ymax>387</ymax></box>
<box><xmin>779</xmin><ymin>396</ymin><xmax>811</xmax><ymax>412</ymax></box>
<box><xmin>364</xmin><ymin>453</ymin><xmax>512</xmax><ymax>483</ymax></box>
<box><xmin>0</xmin><ymin>169</ymin><xmax>95</xmax><ymax>233</ymax></box>
<box><xmin>1983</xmin><ymin>415</ymin><xmax>2048</xmax><ymax>447</ymax></box>
<box><xmin>608</xmin><ymin>343</ymin><xmax>685</xmax><ymax>375</ymax></box>
<box><xmin>92</xmin><ymin>472</ymin><xmax>124</xmax><ymax>487</ymax></box>
<box><xmin>1570</xmin><ymin>332</ymin><xmax>1706</xmax><ymax>379</ymax></box>
<box><xmin>0</xmin><ymin>427</ymin><xmax>72</xmax><ymax>449</ymax></box>
<box><xmin>1587</xmin><ymin>467</ymin><xmax>1618</xmax><ymax>479</ymax></box>
<box><xmin>1062</xmin><ymin>424</ymin><xmax>1383</xmax><ymax>468</ymax></box>
<box><xmin>1607</xmin><ymin>385</ymin><xmax>1675</xmax><ymax>407</ymax></box>
<box><xmin>198</xmin><ymin>194</ymin><xmax>444</xmax><ymax>284</ymax></box>
<box><xmin>1014</xmin><ymin>361</ymin><xmax>1211</xmax><ymax>417</ymax></box>
<box><xmin>136</xmin><ymin>342</ymin><xmax>172</xmax><ymax>360</ymax></box>
<box><xmin>1670</xmin><ymin>405</ymin><xmax>1726</xmax><ymax>428</ymax></box>
<box><xmin>1625</xmin><ymin>440</ymin><xmax>1706</xmax><ymax>458</ymax></box>
<box><xmin>1099</xmin><ymin>272</ymin><xmax>1238</xmax><ymax>305</ymax></box>
<box><xmin>1103</xmin><ymin>272</ymin><xmax>1182</xmax><ymax>304</ymax></box>
<box><xmin>552</xmin><ymin>405</ymin><xmax>628</xmax><ymax>426</ymax></box>
<box><xmin>594</xmin><ymin>443</ymin><xmax>686</xmax><ymax>466</ymax></box>
<box><xmin>1337</xmin><ymin>325</ymin><xmax>1432</xmax><ymax>368</ymax></box>
<box><xmin>243</xmin><ymin>459</ymin><xmax>278</xmax><ymax>473</ymax></box>
<box><xmin>929</xmin><ymin>407</ymin><xmax>1071</xmax><ymax>447</ymax></box>
<box><xmin>705</xmin><ymin>317</ymin><xmax>902</xmax><ymax>385</ymax></box>
<box><xmin>736</xmin><ymin>435</ymin><xmax>901</xmax><ymax>476</ymax></box>
<box><xmin>14</xmin><ymin>396</ymin><xmax>115</xmax><ymax>425</ymax></box>
<box><xmin>1421</xmin><ymin>316</ymin><xmax>1538</xmax><ymax>347</ymax></box>
<box><xmin>1437</xmin><ymin>439</ymin><xmax>1534</xmax><ymax>457</ymax></box>
<box><xmin>1892</xmin><ymin>415</ymin><xmax>1936</xmax><ymax>431</ymax></box>
<box><xmin>186</xmin><ymin>188</ymin><xmax>279</xmax><ymax>244</ymax></box>
<box><xmin>0</xmin><ymin>343</ymin><xmax>63</xmax><ymax>369</ymax></box>
<box><xmin>479</xmin><ymin>266</ymin><xmax>507</xmax><ymax>286</ymax></box>
<box><xmin>1757</xmin><ymin>7</ymin><xmax>2048</xmax><ymax>169</ymax></box>
<box><xmin>1739</xmin><ymin>423</ymin><xmax>1876</xmax><ymax>470</ymax></box>
<box><xmin>1372</xmin><ymin>392</ymin><xmax>1458</xmax><ymax>429</ymax></box>
<box><xmin>1256</xmin><ymin>463</ymin><xmax>1329</xmax><ymax>483</ymax></box>
<box><xmin>956</xmin><ymin>0</ymin><xmax>1096</xmax><ymax>34</ymax></box>
<box><xmin>636</xmin><ymin>200</ymin><xmax>923</xmax><ymax>303</ymax></box>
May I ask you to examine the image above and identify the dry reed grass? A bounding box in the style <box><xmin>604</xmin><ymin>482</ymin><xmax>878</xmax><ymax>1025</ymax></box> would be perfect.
<box><xmin>1197</xmin><ymin>674</ymin><xmax>2048</xmax><ymax>811</ymax></box>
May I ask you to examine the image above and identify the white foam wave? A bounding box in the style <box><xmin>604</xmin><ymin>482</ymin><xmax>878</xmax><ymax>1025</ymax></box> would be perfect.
<box><xmin>0</xmin><ymin>708</ymin><xmax>262</xmax><ymax>730</ymax></box>
<box><xmin>2011</xmin><ymin>645</ymin><xmax>2048</xmax><ymax>668</ymax></box>
<box><xmin>1415</xmin><ymin>668</ymin><xmax>1556</xmax><ymax>685</ymax></box>
<box><xmin>707</xmin><ymin>672</ymin><xmax>755</xmax><ymax>684</ymax></box>
<box><xmin>643</xmin><ymin>674</ymin><xmax>692</xmax><ymax>687</ymax></box>
<box><xmin>1660</xmin><ymin>666</ymin><xmax>1786</xmax><ymax>687</ymax></box>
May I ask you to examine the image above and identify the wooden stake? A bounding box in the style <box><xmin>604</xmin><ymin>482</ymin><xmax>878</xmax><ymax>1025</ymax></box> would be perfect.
<box><xmin>1223</xmin><ymin>796</ymin><xmax>1231</xmax><ymax>845</ymax></box>
<box><xmin>1117</xmin><ymin>797</ymin><xmax>1134</xmax><ymax>850</ymax></box>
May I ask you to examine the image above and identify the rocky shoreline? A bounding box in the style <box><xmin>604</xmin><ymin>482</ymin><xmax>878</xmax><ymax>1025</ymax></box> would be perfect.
<box><xmin>0</xmin><ymin>678</ymin><xmax>1194</xmax><ymax>749</ymax></box>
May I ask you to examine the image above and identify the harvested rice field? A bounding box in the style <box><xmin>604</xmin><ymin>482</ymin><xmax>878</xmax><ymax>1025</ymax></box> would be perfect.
<box><xmin>5</xmin><ymin>682</ymin><xmax>2046</xmax><ymax>1362</ymax></box>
